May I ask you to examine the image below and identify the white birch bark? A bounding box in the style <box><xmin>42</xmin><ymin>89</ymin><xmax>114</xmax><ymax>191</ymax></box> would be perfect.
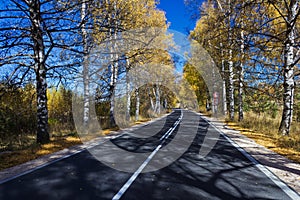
<box><xmin>81</xmin><ymin>0</ymin><xmax>90</xmax><ymax>130</ymax></box>
<box><xmin>228</xmin><ymin>49</ymin><xmax>234</xmax><ymax>120</ymax></box>
<box><xmin>154</xmin><ymin>84</ymin><xmax>161</xmax><ymax>114</ymax></box>
<box><xmin>109</xmin><ymin>43</ymin><xmax>118</xmax><ymax>127</ymax></box>
<box><xmin>135</xmin><ymin>88</ymin><xmax>140</xmax><ymax>121</ymax></box>
<box><xmin>125</xmin><ymin>58</ymin><xmax>131</xmax><ymax>121</ymax></box>
<box><xmin>28</xmin><ymin>0</ymin><xmax>49</xmax><ymax>144</ymax></box>
<box><xmin>163</xmin><ymin>99</ymin><xmax>167</xmax><ymax>110</ymax></box>
<box><xmin>148</xmin><ymin>87</ymin><xmax>154</xmax><ymax>111</ymax></box>
<box><xmin>212</xmin><ymin>67</ymin><xmax>217</xmax><ymax>115</ymax></box>
<box><xmin>227</xmin><ymin>0</ymin><xmax>235</xmax><ymax>121</ymax></box>
<box><xmin>108</xmin><ymin>0</ymin><xmax>118</xmax><ymax>127</ymax></box>
<box><xmin>238</xmin><ymin>30</ymin><xmax>244</xmax><ymax>121</ymax></box>
<box><xmin>220</xmin><ymin>43</ymin><xmax>227</xmax><ymax>115</ymax></box>
<box><xmin>216</xmin><ymin>0</ymin><xmax>234</xmax><ymax>119</ymax></box>
<box><xmin>279</xmin><ymin>1</ymin><xmax>299</xmax><ymax>135</ymax></box>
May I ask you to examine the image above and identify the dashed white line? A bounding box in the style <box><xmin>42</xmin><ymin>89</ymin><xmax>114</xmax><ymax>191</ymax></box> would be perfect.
<box><xmin>112</xmin><ymin>110</ymin><xmax>183</xmax><ymax>200</ymax></box>
<box><xmin>0</xmin><ymin>112</ymin><xmax>174</xmax><ymax>185</ymax></box>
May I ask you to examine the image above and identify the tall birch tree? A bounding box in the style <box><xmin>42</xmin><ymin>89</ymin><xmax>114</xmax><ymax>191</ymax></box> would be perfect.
<box><xmin>0</xmin><ymin>0</ymin><xmax>83</xmax><ymax>143</ymax></box>
<box><xmin>276</xmin><ymin>0</ymin><xmax>300</xmax><ymax>135</ymax></box>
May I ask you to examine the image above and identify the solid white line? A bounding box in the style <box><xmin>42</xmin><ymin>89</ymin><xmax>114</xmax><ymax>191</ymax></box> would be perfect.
<box><xmin>112</xmin><ymin>110</ymin><xmax>183</xmax><ymax>200</ymax></box>
<box><xmin>0</xmin><ymin>112</ymin><xmax>174</xmax><ymax>185</ymax></box>
<box><xmin>112</xmin><ymin>144</ymin><xmax>162</xmax><ymax>200</ymax></box>
<box><xmin>112</xmin><ymin>111</ymin><xmax>175</xmax><ymax>140</ymax></box>
<box><xmin>196</xmin><ymin>112</ymin><xmax>300</xmax><ymax>200</ymax></box>
<box><xmin>0</xmin><ymin>148</ymin><xmax>85</xmax><ymax>185</ymax></box>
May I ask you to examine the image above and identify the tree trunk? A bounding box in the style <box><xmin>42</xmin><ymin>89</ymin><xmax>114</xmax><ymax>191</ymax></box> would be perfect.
<box><xmin>163</xmin><ymin>98</ymin><xmax>167</xmax><ymax>109</ymax></box>
<box><xmin>238</xmin><ymin>66</ymin><xmax>244</xmax><ymax>121</ymax></box>
<box><xmin>135</xmin><ymin>88</ymin><xmax>140</xmax><ymax>121</ymax></box>
<box><xmin>228</xmin><ymin>0</ymin><xmax>234</xmax><ymax>121</ymax></box>
<box><xmin>125</xmin><ymin>58</ymin><xmax>131</xmax><ymax>121</ymax></box>
<box><xmin>148</xmin><ymin>87</ymin><xmax>154</xmax><ymax>110</ymax></box>
<box><xmin>81</xmin><ymin>0</ymin><xmax>89</xmax><ymax>130</ymax></box>
<box><xmin>109</xmin><ymin>60</ymin><xmax>118</xmax><ymax>128</ymax></box>
<box><xmin>228</xmin><ymin>49</ymin><xmax>235</xmax><ymax>121</ymax></box>
<box><xmin>154</xmin><ymin>84</ymin><xmax>161</xmax><ymax>114</ymax></box>
<box><xmin>279</xmin><ymin>1</ymin><xmax>298</xmax><ymax>135</ymax></box>
<box><xmin>220</xmin><ymin>43</ymin><xmax>227</xmax><ymax>115</ymax></box>
<box><xmin>30</xmin><ymin>0</ymin><xmax>50</xmax><ymax>144</ymax></box>
<box><xmin>109</xmin><ymin>1</ymin><xmax>118</xmax><ymax>128</ymax></box>
<box><xmin>238</xmin><ymin>30</ymin><xmax>244</xmax><ymax>121</ymax></box>
<box><xmin>36</xmin><ymin>70</ymin><xmax>49</xmax><ymax>144</ymax></box>
<box><xmin>212</xmin><ymin>67</ymin><xmax>217</xmax><ymax>115</ymax></box>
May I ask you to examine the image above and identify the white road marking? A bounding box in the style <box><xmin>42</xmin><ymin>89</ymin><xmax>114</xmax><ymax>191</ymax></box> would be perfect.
<box><xmin>112</xmin><ymin>110</ymin><xmax>183</xmax><ymax>200</ymax></box>
<box><xmin>196</xmin><ymin>112</ymin><xmax>300</xmax><ymax>200</ymax></box>
<box><xmin>0</xmin><ymin>147</ymin><xmax>85</xmax><ymax>185</ymax></box>
<box><xmin>0</xmin><ymin>112</ymin><xmax>174</xmax><ymax>185</ymax></box>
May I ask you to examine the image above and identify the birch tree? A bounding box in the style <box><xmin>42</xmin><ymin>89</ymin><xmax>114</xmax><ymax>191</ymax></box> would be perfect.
<box><xmin>0</xmin><ymin>0</ymin><xmax>84</xmax><ymax>143</ymax></box>
<box><xmin>81</xmin><ymin>0</ymin><xmax>92</xmax><ymax>129</ymax></box>
<box><xmin>190</xmin><ymin>0</ymin><xmax>236</xmax><ymax>118</ymax></box>
<box><xmin>92</xmin><ymin>0</ymin><xmax>171</xmax><ymax>124</ymax></box>
<box><xmin>241</xmin><ymin>0</ymin><xmax>299</xmax><ymax>135</ymax></box>
<box><xmin>276</xmin><ymin>0</ymin><xmax>300</xmax><ymax>135</ymax></box>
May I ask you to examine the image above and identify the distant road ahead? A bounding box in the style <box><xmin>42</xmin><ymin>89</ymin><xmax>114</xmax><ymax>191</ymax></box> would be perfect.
<box><xmin>0</xmin><ymin>110</ymin><xmax>298</xmax><ymax>200</ymax></box>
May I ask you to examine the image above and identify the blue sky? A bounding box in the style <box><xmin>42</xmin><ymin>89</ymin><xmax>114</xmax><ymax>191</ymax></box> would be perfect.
<box><xmin>157</xmin><ymin>0</ymin><xmax>202</xmax><ymax>34</ymax></box>
<box><xmin>157</xmin><ymin>0</ymin><xmax>204</xmax><ymax>73</ymax></box>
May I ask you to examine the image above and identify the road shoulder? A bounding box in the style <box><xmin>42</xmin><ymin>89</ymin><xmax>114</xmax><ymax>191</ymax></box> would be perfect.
<box><xmin>201</xmin><ymin>114</ymin><xmax>300</xmax><ymax>195</ymax></box>
<box><xmin>0</xmin><ymin>113</ymin><xmax>170</xmax><ymax>184</ymax></box>
<box><xmin>1</xmin><ymin>111</ymin><xmax>300</xmax><ymax>196</ymax></box>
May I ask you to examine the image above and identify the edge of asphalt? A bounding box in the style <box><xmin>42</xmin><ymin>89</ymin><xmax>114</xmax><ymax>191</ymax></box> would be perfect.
<box><xmin>1</xmin><ymin>110</ymin><xmax>299</xmax><ymax>199</ymax></box>
<box><xmin>197</xmin><ymin>112</ymin><xmax>300</xmax><ymax>200</ymax></box>
<box><xmin>0</xmin><ymin>112</ymin><xmax>170</xmax><ymax>184</ymax></box>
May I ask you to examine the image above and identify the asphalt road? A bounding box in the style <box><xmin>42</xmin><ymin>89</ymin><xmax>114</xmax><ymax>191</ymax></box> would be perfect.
<box><xmin>0</xmin><ymin>109</ymin><xmax>298</xmax><ymax>200</ymax></box>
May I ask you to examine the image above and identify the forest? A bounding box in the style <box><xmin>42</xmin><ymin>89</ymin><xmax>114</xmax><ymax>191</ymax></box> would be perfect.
<box><xmin>0</xmin><ymin>0</ymin><xmax>299</xmax><ymax>164</ymax></box>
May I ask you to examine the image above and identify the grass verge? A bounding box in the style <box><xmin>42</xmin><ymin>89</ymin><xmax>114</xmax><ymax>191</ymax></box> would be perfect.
<box><xmin>0</xmin><ymin>117</ymin><xmax>154</xmax><ymax>171</ymax></box>
<box><xmin>226</xmin><ymin>112</ymin><xmax>300</xmax><ymax>164</ymax></box>
<box><xmin>0</xmin><ymin>134</ymin><xmax>82</xmax><ymax>171</ymax></box>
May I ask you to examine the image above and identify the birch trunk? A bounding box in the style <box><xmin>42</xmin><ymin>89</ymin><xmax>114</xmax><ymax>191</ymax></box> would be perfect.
<box><xmin>154</xmin><ymin>84</ymin><xmax>161</xmax><ymax>114</ymax></box>
<box><xmin>228</xmin><ymin>0</ymin><xmax>235</xmax><ymax>121</ymax></box>
<box><xmin>29</xmin><ymin>0</ymin><xmax>50</xmax><ymax>144</ymax></box>
<box><xmin>148</xmin><ymin>87</ymin><xmax>154</xmax><ymax>110</ymax></box>
<box><xmin>228</xmin><ymin>49</ymin><xmax>235</xmax><ymax>121</ymax></box>
<box><xmin>220</xmin><ymin>43</ymin><xmax>227</xmax><ymax>115</ymax></box>
<box><xmin>36</xmin><ymin>69</ymin><xmax>49</xmax><ymax>144</ymax></box>
<box><xmin>163</xmin><ymin>99</ymin><xmax>167</xmax><ymax>109</ymax></box>
<box><xmin>81</xmin><ymin>0</ymin><xmax>89</xmax><ymax>130</ymax></box>
<box><xmin>109</xmin><ymin>0</ymin><xmax>118</xmax><ymax>127</ymax></box>
<box><xmin>238</xmin><ymin>30</ymin><xmax>244</xmax><ymax>121</ymax></box>
<box><xmin>135</xmin><ymin>88</ymin><xmax>140</xmax><ymax>121</ymax></box>
<box><xmin>125</xmin><ymin>58</ymin><xmax>131</xmax><ymax>121</ymax></box>
<box><xmin>212</xmin><ymin>67</ymin><xmax>218</xmax><ymax>115</ymax></box>
<box><xmin>279</xmin><ymin>1</ymin><xmax>298</xmax><ymax>135</ymax></box>
<box><xmin>109</xmin><ymin>50</ymin><xmax>118</xmax><ymax>127</ymax></box>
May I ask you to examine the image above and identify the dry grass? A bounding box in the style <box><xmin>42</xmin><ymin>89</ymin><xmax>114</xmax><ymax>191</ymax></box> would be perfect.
<box><xmin>133</xmin><ymin>117</ymin><xmax>153</xmax><ymax>125</ymax></box>
<box><xmin>0</xmin><ymin>117</ymin><xmax>152</xmax><ymax>171</ymax></box>
<box><xmin>0</xmin><ymin>135</ymin><xmax>82</xmax><ymax>170</ymax></box>
<box><xmin>227</xmin><ymin>112</ymin><xmax>300</xmax><ymax>164</ymax></box>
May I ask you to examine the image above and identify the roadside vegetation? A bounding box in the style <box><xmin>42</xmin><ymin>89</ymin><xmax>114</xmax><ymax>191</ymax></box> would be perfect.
<box><xmin>185</xmin><ymin>0</ymin><xmax>300</xmax><ymax>163</ymax></box>
<box><xmin>228</xmin><ymin>112</ymin><xmax>300</xmax><ymax>163</ymax></box>
<box><xmin>0</xmin><ymin>0</ymin><xmax>299</xmax><ymax>171</ymax></box>
<box><xmin>0</xmin><ymin>0</ymin><xmax>177</xmax><ymax>170</ymax></box>
<box><xmin>0</xmin><ymin>83</ymin><xmax>170</xmax><ymax>170</ymax></box>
